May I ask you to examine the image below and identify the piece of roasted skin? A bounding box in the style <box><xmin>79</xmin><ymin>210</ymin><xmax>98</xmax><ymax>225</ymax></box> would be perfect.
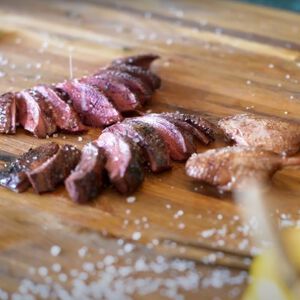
<box><xmin>186</xmin><ymin>146</ymin><xmax>300</xmax><ymax>192</ymax></box>
<box><xmin>218</xmin><ymin>113</ymin><xmax>300</xmax><ymax>155</ymax></box>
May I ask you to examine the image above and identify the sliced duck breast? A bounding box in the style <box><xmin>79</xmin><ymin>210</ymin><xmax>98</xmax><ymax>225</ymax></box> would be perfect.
<box><xmin>111</xmin><ymin>54</ymin><xmax>160</xmax><ymax>69</ymax></box>
<box><xmin>0</xmin><ymin>92</ymin><xmax>17</xmax><ymax>134</ymax></box>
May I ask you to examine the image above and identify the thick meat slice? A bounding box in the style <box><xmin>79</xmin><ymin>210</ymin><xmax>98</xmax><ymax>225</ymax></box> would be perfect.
<box><xmin>135</xmin><ymin>114</ymin><xmax>195</xmax><ymax>161</ymax></box>
<box><xmin>0</xmin><ymin>142</ymin><xmax>59</xmax><ymax>192</ymax></box>
<box><xmin>111</xmin><ymin>54</ymin><xmax>160</xmax><ymax>69</ymax></box>
<box><xmin>34</xmin><ymin>85</ymin><xmax>87</xmax><ymax>133</ymax></box>
<box><xmin>16</xmin><ymin>90</ymin><xmax>57</xmax><ymax>138</ymax></box>
<box><xmin>95</xmin><ymin>70</ymin><xmax>152</xmax><ymax>105</ymax></box>
<box><xmin>186</xmin><ymin>146</ymin><xmax>300</xmax><ymax>192</ymax></box>
<box><xmin>56</xmin><ymin>80</ymin><xmax>121</xmax><ymax>127</ymax></box>
<box><xmin>96</xmin><ymin>132</ymin><xmax>144</xmax><ymax>194</ymax></box>
<box><xmin>80</xmin><ymin>76</ymin><xmax>140</xmax><ymax>112</ymax></box>
<box><xmin>108</xmin><ymin>64</ymin><xmax>161</xmax><ymax>90</ymax></box>
<box><xmin>27</xmin><ymin>145</ymin><xmax>81</xmax><ymax>193</ymax></box>
<box><xmin>106</xmin><ymin>121</ymin><xmax>171</xmax><ymax>173</ymax></box>
<box><xmin>218</xmin><ymin>113</ymin><xmax>300</xmax><ymax>155</ymax></box>
<box><xmin>0</xmin><ymin>92</ymin><xmax>17</xmax><ymax>134</ymax></box>
<box><xmin>65</xmin><ymin>143</ymin><xmax>106</xmax><ymax>203</ymax></box>
<box><xmin>161</xmin><ymin>112</ymin><xmax>216</xmax><ymax>142</ymax></box>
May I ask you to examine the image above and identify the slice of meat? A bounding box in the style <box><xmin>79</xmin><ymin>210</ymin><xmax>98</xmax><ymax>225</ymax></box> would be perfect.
<box><xmin>218</xmin><ymin>113</ymin><xmax>300</xmax><ymax>155</ymax></box>
<box><xmin>96</xmin><ymin>132</ymin><xmax>144</xmax><ymax>194</ymax></box>
<box><xmin>16</xmin><ymin>90</ymin><xmax>57</xmax><ymax>138</ymax></box>
<box><xmin>186</xmin><ymin>146</ymin><xmax>300</xmax><ymax>192</ymax></box>
<box><xmin>80</xmin><ymin>76</ymin><xmax>140</xmax><ymax>112</ymax></box>
<box><xmin>0</xmin><ymin>92</ymin><xmax>17</xmax><ymax>134</ymax></box>
<box><xmin>65</xmin><ymin>143</ymin><xmax>106</xmax><ymax>203</ymax></box>
<box><xmin>111</xmin><ymin>54</ymin><xmax>160</xmax><ymax>69</ymax></box>
<box><xmin>27</xmin><ymin>144</ymin><xmax>81</xmax><ymax>193</ymax></box>
<box><xmin>108</xmin><ymin>64</ymin><xmax>161</xmax><ymax>90</ymax></box>
<box><xmin>106</xmin><ymin>120</ymin><xmax>171</xmax><ymax>173</ymax></box>
<box><xmin>161</xmin><ymin>112</ymin><xmax>216</xmax><ymax>142</ymax></box>
<box><xmin>56</xmin><ymin>80</ymin><xmax>121</xmax><ymax>127</ymax></box>
<box><xmin>134</xmin><ymin>114</ymin><xmax>195</xmax><ymax>161</ymax></box>
<box><xmin>34</xmin><ymin>85</ymin><xmax>87</xmax><ymax>133</ymax></box>
<box><xmin>95</xmin><ymin>70</ymin><xmax>152</xmax><ymax>105</ymax></box>
<box><xmin>0</xmin><ymin>142</ymin><xmax>59</xmax><ymax>192</ymax></box>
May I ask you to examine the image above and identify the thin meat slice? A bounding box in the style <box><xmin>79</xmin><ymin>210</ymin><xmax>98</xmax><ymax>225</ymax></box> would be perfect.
<box><xmin>111</xmin><ymin>54</ymin><xmax>160</xmax><ymax>69</ymax></box>
<box><xmin>80</xmin><ymin>76</ymin><xmax>140</xmax><ymax>112</ymax></box>
<box><xmin>186</xmin><ymin>146</ymin><xmax>300</xmax><ymax>192</ymax></box>
<box><xmin>95</xmin><ymin>70</ymin><xmax>152</xmax><ymax>105</ymax></box>
<box><xmin>218</xmin><ymin>113</ymin><xmax>300</xmax><ymax>155</ymax></box>
<box><xmin>16</xmin><ymin>90</ymin><xmax>57</xmax><ymax>138</ymax></box>
<box><xmin>56</xmin><ymin>80</ymin><xmax>121</xmax><ymax>127</ymax></box>
<box><xmin>106</xmin><ymin>121</ymin><xmax>171</xmax><ymax>173</ymax></box>
<box><xmin>96</xmin><ymin>132</ymin><xmax>144</xmax><ymax>194</ymax></box>
<box><xmin>27</xmin><ymin>144</ymin><xmax>81</xmax><ymax>194</ymax></box>
<box><xmin>108</xmin><ymin>64</ymin><xmax>161</xmax><ymax>90</ymax></box>
<box><xmin>65</xmin><ymin>143</ymin><xmax>106</xmax><ymax>203</ymax></box>
<box><xmin>0</xmin><ymin>92</ymin><xmax>17</xmax><ymax>134</ymax></box>
<box><xmin>135</xmin><ymin>114</ymin><xmax>195</xmax><ymax>161</ymax></box>
<box><xmin>34</xmin><ymin>85</ymin><xmax>87</xmax><ymax>133</ymax></box>
<box><xmin>0</xmin><ymin>142</ymin><xmax>59</xmax><ymax>192</ymax></box>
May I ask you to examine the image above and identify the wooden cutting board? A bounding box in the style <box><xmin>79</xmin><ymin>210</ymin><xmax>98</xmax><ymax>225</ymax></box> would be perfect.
<box><xmin>0</xmin><ymin>0</ymin><xmax>299</xmax><ymax>298</ymax></box>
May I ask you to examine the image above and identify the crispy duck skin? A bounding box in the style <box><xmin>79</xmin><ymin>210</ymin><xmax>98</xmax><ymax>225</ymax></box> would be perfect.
<box><xmin>106</xmin><ymin>120</ymin><xmax>171</xmax><ymax>173</ymax></box>
<box><xmin>0</xmin><ymin>92</ymin><xmax>16</xmax><ymax>134</ymax></box>
<box><xmin>218</xmin><ymin>113</ymin><xmax>300</xmax><ymax>155</ymax></box>
<box><xmin>0</xmin><ymin>142</ymin><xmax>59</xmax><ymax>192</ymax></box>
<box><xmin>108</xmin><ymin>64</ymin><xmax>161</xmax><ymax>90</ymax></box>
<box><xmin>95</xmin><ymin>70</ymin><xmax>152</xmax><ymax>105</ymax></box>
<box><xmin>96</xmin><ymin>132</ymin><xmax>145</xmax><ymax>194</ymax></box>
<box><xmin>111</xmin><ymin>54</ymin><xmax>160</xmax><ymax>69</ymax></box>
<box><xmin>80</xmin><ymin>76</ymin><xmax>140</xmax><ymax>112</ymax></box>
<box><xmin>56</xmin><ymin>80</ymin><xmax>122</xmax><ymax>127</ymax></box>
<box><xmin>34</xmin><ymin>85</ymin><xmax>87</xmax><ymax>133</ymax></box>
<box><xmin>65</xmin><ymin>143</ymin><xmax>106</xmax><ymax>203</ymax></box>
<box><xmin>186</xmin><ymin>146</ymin><xmax>300</xmax><ymax>192</ymax></box>
<box><xmin>27</xmin><ymin>144</ymin><xmax>81</xmax><ymax>194</ymax></box>
<box><xmin>16</xmin><ymin>90</ymin><xmax>57</xmax><ymax>138</ymax></box>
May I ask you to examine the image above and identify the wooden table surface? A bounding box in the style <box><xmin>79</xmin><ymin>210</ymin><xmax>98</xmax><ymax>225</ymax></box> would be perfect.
<box><xmin>0</xmin><ymin>0</ymin><xmax>299</xmax><ymax>299</ymax></box>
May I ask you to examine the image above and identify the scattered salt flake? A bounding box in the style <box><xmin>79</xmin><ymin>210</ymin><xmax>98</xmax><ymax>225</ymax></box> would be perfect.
<box><xmin>58</xmin><ymin>273</ymin><xmax>68</xmax><ymax>282</ymax></box>
<box><xmin>123</xmin><ymin>243</ymin><xmax>135</xmax><ymax>253</ymax></box>
<box><xmin>246</xmin><ymin>80</ymin><xmax>252</xmax><ymax>85</ymax></box>
<box><xmin>285</xmin><ymin>74</ymin><xmax>291</xmax><ymax>79</ymax></box>
<box><xmin>77</xmin><ymin>136</ymin><xmax>83</xmax><ymax>142</ymax></box>
<box><xmin>126</xmin><ymin>196</ymin><xmax>136</xmax><ymax>204</ymax></box>
<box><xmin>78</xmin><ymin>246</ymin><xmax>88</xmax><ymax>257</ymax></box>
<box><xmin>38</xmin><ymin>266</ymin><xmax>48</xmax><ymax>277</ymax></box>
<box><xmin>50</xmin><ymin>245</ymin><xmax>61</xmax><ymax>256</ymax></box>
<box><xmin>178</xmin><ymin>223</ymin><xmax>185</xmax><ymax>229</ymax></box>
<box><xmin>268</xmin><ymin>63</ymin><xmax>274</xmax><ymax>68</ymax></box>
<box><xmin>132</xmin><ymin>231</ymin><xmax>142</xmax><ymax>241</ymax></box>
<box><xmin>52</xmin><ymin>263</ymin><xmax>62</xmax><ymax>273</ymax></box>
<box><xmin>201</xmin><ymin>228</ymin><xmax>216</xmax><ymax>238</ymax></box>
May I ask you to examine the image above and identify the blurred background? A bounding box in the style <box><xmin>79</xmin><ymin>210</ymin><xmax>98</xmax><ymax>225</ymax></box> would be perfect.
<box><xmin>241</xmin><ymin>0</ymin><xmax>300</xmax><ymax>12</ymax></box>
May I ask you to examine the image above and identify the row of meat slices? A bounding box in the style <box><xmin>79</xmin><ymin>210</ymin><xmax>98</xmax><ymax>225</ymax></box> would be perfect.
<box><xmin>0</xmin><ymin>54</ymin><xmax>161</xmax><ymax>138</ymax></box>
<box><xmin>0</xmin><ymin>112</ymin><xmax>217</xmax><ymax>202</ymax></box>
<box><xmin>186</xmin><ymin>113</ymin><xmax>300</xmax><ymax>192</ymax></box>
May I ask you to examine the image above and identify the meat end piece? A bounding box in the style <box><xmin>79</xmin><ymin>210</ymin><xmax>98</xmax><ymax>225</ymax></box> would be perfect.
<box><xmin>96</xmin><ymin>132</ymin><xmax>144</xmax><ymax>194</ymax></box>
<box><xmin>56</xmin><ymin>80</ymin><xmax>121</xmax><ymax>127</ymax></box>
<box><xmin>108</xmin><ymin>64</ymin><xmax>161</xmax><ymax>90</ymax></box>
<box><xmin>106</xmin><ymin>121</ymin><xmax>171</xmax><ymax>173</ymax></box>
<box><xmin>34</xmin><ymin>85</ymin><xmax>87</xmax><ymax>133</ymax></box>
<box><xmin>135</xmin><ymin>114</ymin><xmax>196</xmax><ymax>161</ymax></box>
<box><xmin>186</xmin><ymin>146</ymin><xmax>300</xmax><ymax>192</ymax></box>
<box><xmin>65</xmin><ymin>143</ymin><xmax>106</xmax><ymax>203</ymax></box>
<box><xmin>111</xmin><ymin>54</ymin><xmax>160</xmax><ymax>69</ymax></box>
<box><xmin>27</xmin><ymin>144</ymin><xmax>81</xmax><ymax>193</ymax></box>
<box><xmin>0</xmin><ymin>142</ymin><xmax>59</xmax><ymax>192</ymax></box>
<box><xmin>80</xmin><ymin>76</ymin><xmax>140</xmax><ymax>112</ymax></box>
<box><xmin>16</xmin><ymin>90</ymin><xmax>57</xmax><ymax>138</ymax></box>
<box><xmin>95</xmin><ymin>70</ymin><xmax>152</xmax><ymax>105</ymax></box>
<box><xmin>218</xmin><ymin>113</ymin><xmax>300</xmax><ymax>155</ymax></box>
<box><xmin>0</xmin><ymin>92</ymin><xmax>17</xmax><ymax>134</ymax></box>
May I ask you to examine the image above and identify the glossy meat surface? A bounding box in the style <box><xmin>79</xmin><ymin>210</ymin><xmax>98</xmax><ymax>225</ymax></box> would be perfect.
<box><xmin>111</xmin><ymin>54</ymin><xmax>160</xmax><ymax>69</ymax></box>
<box><xmin>0</xmin><ymin>92</ymin><xmax>17</xmax><ymax>134</ymax></box>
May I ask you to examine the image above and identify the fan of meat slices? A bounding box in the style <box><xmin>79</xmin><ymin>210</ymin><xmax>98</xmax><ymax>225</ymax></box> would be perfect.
<box><xmin>0</xmin><ymin>54</ymin><xmax>161</xmax><ymax>138</ymax></box>
<box><xmin>186</xmin><ymin>113</ymin><xmax>300</xmax><ymax>192</ymax></box>
<box><xmin>0</xmin><ymin>112</ymin><xmax>217</xmax><ymax>203</ymax></box>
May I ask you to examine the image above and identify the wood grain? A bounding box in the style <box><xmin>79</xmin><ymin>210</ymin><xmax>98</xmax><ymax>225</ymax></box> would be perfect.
<box><xmin>0</xmin><ymin>0</ymin><xmax>299</xmax><ymax>298</ymax></box>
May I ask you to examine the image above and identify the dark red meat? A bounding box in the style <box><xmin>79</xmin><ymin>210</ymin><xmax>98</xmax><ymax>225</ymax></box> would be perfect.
<box><xmin>0</xmin><ymin>92</ymin><xmax>17</xmax><ymax>134</ymax></box>
<box><xmin>111</xmin><ymin>54</ymin><xmax>160</xmax><ymax>69</ymax></box>
<box><xmin>96</xmin><ymin>131</ymin><xmax>144</xmax><ymax>194</ymax></box>
<box><xmin>80</xmin><ymin>76</ymin><xmax>140</xmax><ymax>112</ymax></box>
<box><xmin>65</xmin><ymin>143</ymin><xmax>106</xmax><ymax>203</ymax></box>
<box><xmin>0</xmin><ymin>142</ymin><xmax>59</xmax><ymax>192</ymax></box>
<box><xmin>56</xmin><ymin>80</ymin><xmax>122</xmax><ymax>127</ymax></box>
<box><xmin>34</xmin><ymin>85</ymin><xmax>87</xmax><ymax>133</ymax></box>
<box><xmin>27</xmin><ymin>144</ymin><xmax>81</xmax><ymax>193</ymax></box>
